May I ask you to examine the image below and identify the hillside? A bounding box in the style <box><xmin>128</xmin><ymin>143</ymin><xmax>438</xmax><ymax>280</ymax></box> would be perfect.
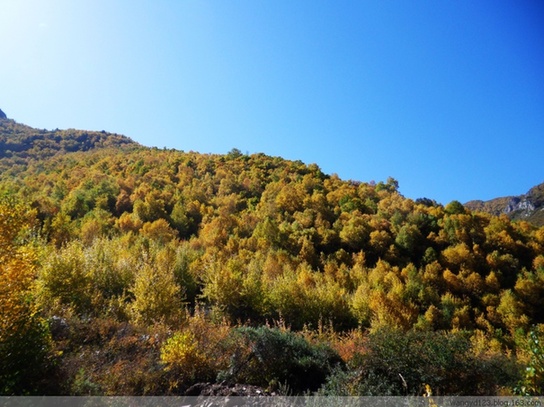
<box><xmin>0</xmin><ymin>112</ymin><xmax>138</xmax><ymax>172</ymax></box>
<box><xmin>466</xmin><ymin>183</ymin><xmax>544</xmax><ymax>227</ymax></box>
<box><xmin>1</xmin><ymin>113</ymin><xmax>544</xmax><ymax>396</ymax></box>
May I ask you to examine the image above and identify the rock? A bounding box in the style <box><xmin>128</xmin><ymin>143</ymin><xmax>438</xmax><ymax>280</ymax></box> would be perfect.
<box><xmin>50</xmin><ymin>315</ymin><xmax>70</xmax><ymax>340</ymax></box>
<box><xmin>184</xmin><ymin>382</ymin><xmax>271</xmax><ymax>397</ymax></box>
<box><xmin>0</xmin><ymin>109</ymin><xmax>6</xmax><ymax>119</ymax></box>
<box><xmin>184</xmin><ymin>383</ymin><xmax>210</xmax><ymax>396</ymax></box>
<box><xmin>504</xmin><ymin>197</ymin><xmax>535</xmax><ymax>216</ymax></box>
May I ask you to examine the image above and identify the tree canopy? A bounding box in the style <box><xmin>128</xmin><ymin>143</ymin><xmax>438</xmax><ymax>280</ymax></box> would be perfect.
<box><xmin>1</xmin><ymin>122</ymin><xmax>543</xmax><ymax>395</ymax></box>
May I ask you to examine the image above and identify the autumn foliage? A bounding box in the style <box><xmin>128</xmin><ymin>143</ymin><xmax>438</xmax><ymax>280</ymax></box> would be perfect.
<box><xmin>0</xmin><ymin>198</ymin><xmax>51</xmax><ymax>394</ymax></box>
<box><xmin>1</xmin><ymin>121</ymin><xmax>544</xmax><ymax>395</ymax></box>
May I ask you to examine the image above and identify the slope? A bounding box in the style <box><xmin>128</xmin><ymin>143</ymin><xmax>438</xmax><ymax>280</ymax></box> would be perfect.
<box><xmin>0</xmin><ymin>112</ymin><xmax>139</xmax><ymax>173</ymax></box>
<box><xmin>1</xmin><ymin>114</ymin><xmax>544</xmax><ymax>395</ymax></box>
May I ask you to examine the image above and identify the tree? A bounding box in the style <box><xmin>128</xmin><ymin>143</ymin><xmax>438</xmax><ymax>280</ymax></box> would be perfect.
<box><xmin>140</xmin><ymin>218</ymin><xmax>178</xmax><ymax>244</ymax></box>
<box><xmin>131</xmin><ymin>260</ymin><xmax>184</xmax><ymax>326</ymax></box>
<box><xmin>375</xmin><ymin>177</ymin><xmax>399</xmax><ymax>193</ymax></box>
<box><xmin>0</xmin><ymin>198</ymin><xmax>51</xmax><ymax>394</ymax></box>
<box><xmin>444</xmin><ymin>200</ymin><xmax>466</xmax><ymax>215</ymax></box>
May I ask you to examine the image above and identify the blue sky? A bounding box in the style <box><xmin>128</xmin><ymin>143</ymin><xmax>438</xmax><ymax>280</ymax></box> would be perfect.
<box><xmin>1</xmin><ymin>1</ymin><xmax>543</xmax><ymax>205</ymax></box>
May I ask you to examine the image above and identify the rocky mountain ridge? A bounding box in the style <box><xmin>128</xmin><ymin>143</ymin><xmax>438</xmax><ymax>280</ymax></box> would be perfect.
<box><xmin>465</xmin><ymin>182</ymin><xmax>544</xmax><ymax>226</ymax></box>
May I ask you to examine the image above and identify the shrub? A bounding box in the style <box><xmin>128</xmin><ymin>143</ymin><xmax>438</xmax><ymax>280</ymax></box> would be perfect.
<box><xmin>219</xmin><ymin>326</ymin><xmax>343</xmax><ymax>394</ymax></box>
<box><xmin>515</xmin><ymin>327</ymin><xmax>544</xmax><ymax>395</ymax></box>
<box><xmin>320</xmin><ymin>327</ymin><xmax>519</xmax><ymax>396</ymax></box>
<box><xmin>160</xmin><ymin>309</ymin><xmax>233</xmax><ymax>388</ymax></box>
<box><xmin>37</xmin><ymin>238</ymin><xmax>135</xmax><ymax>318</ymax></box>
<box><xmin>161</xmin><ymin>331</ymin><xmax>203</xmax><ymax>377</ymax></box>
<box><xmin>37</xmin><ymin>241</ymin><xmax>93</xmax><ymax>315</ymax></box>
<box><xmin>57</xmin><ymin>317</ymin><xmax>170</xmax><ymax>395</ymax></box>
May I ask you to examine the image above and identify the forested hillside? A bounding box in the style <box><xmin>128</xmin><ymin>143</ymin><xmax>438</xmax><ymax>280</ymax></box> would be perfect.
<box><xmin>1</xmin><ymin>116</ymin><xmax>544</xmax><ymax>396</ymax></box>
<box><xmin>0</xmin><ymin>117</ymin><xmax>137</xmax><ymax>166</ymax></box>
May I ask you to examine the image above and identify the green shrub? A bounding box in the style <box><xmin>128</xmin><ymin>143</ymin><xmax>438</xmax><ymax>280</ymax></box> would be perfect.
<box><xmin>320</xmin><ymin>327</ymin><xmax>519</xmax><ymax>396</ymax></box>
<box><xmin>219</xmin><ymin>326</ymin><xmax>343</xmax><ymax>394</ymax></box>
<box><xmin>0</xmin><ymin>314</ymin><xmax>52</xmax><ymax>395</ymax></box>
<box><xmin>515</xmin><ymin>327</ymin><xmax>544</xmax><ymax>395</ymax></box>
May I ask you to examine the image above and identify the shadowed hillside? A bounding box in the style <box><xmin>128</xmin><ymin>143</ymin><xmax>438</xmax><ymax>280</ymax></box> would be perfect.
<box><xmin>0</xmin><ymin>113</ymin><xmax>138</xmax><ymax>168</ymax></box>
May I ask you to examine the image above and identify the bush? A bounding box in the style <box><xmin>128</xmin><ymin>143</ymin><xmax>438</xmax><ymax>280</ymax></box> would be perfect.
<box><xmin>515</xmin><ymin>327</ymin><xmax>544</xmax><ymax>395</ymax></box>
<box><xmin>160</xmin><ymin>309</ymin><xmax>233</xmax><ymax>389</ymax></box>
<box><xmin>320</xmin><ymin>327</ymin><xmax>519</xmax><ymax>396</ymax></box>
<box><xmin>0</xmin><ymin>313</ymin><xmax>52</xmax><ymax>395</ymax></box>
<box><xmin>220</xmin><ymin>326</ymin><xmax>343</xmax><ymax>394</ymax></box>
<box><xmin>54</xmin><ymin>316</ymin><xmax>170</xmax><ymax>395</ymax></box>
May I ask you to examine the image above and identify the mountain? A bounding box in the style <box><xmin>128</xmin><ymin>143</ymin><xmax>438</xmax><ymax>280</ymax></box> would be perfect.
<box><xmin>1</xmin><ymin>112</ymin><xmax>544</xmax><ymax>396</ymax></box>
<box><xmin>465</xmin><ymin>182</ymin><xmax>544</xmax><ymax>226</ymax></box>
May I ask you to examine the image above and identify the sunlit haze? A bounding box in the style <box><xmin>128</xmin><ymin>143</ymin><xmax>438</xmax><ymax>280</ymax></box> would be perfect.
<box><xmin>1</xmin><ymin>0</ymin><xmax>543</xmax><ymax>204</ymax></box>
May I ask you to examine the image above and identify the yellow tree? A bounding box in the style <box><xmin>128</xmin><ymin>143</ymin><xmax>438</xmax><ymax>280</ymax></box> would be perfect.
<box><xmin>0</xmin><ymin>198</ymin><xmax>50</xmax><ymax>394</ymax></box>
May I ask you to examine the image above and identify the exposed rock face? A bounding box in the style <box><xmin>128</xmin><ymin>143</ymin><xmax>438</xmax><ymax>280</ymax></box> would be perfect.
<box><xmin>504</xmin><ymin>197</ymin><xmax>535</xmax><ymax>215</ymax></box>
<box><xmin>0</xmin><ymin>109</ymin><xmax>6</xmax><ymax>119</ymax></box>
<box><xmin>465</xmin><ymin>182</ymin><xmax>544</xmax><ymax>226</ymax></box>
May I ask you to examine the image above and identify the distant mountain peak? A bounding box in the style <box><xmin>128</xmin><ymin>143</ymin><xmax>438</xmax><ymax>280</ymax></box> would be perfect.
<box><xmin>465</xmin><ymin>182</ymin><xmax>544</xmax><ymax>226</ymax></box>
<box><xmin>0</xmin><ymin>109</ymin><xmax>7</xmax><ymax>120</ymax></box>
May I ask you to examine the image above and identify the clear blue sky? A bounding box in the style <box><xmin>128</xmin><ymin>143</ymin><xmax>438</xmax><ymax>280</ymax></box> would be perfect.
<box><xmin>1</xmin><ymin>1</ymin><xmax>543</xmax><ymax>204</ymax></box>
